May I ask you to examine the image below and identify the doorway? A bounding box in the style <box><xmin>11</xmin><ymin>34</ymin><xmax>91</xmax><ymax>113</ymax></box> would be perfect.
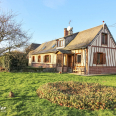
<box><xmin>68</xmin><ymin>55</ymin><xmax>71</xmax><ymax>67</ymax></box>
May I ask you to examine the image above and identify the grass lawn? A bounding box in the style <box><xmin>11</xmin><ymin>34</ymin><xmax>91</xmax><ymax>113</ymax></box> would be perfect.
<box><xmin>0</xmin><ymin>72</ymin><xmax>116</xmax><ymax>116</ymax></box>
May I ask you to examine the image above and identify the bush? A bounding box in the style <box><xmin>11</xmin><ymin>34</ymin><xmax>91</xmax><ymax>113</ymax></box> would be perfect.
<box><xmin>36</xmin><ymin>81</ymin><xmax>116</xmax><ymax>111</ymax></box>
<box><xmin>0</xmin><ymin>52</ymin><xmax>28</xmax><ymax>71</ymax></box>
<box><xmin>0</xmin><ymin>56</ymin><xmax>3</xmax><ymax>67</ymax></box>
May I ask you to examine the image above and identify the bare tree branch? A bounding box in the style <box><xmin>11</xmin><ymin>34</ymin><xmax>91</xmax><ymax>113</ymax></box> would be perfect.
<box><xmin>0</xmin><ymin>11</ymin><xmax>32</xmax><ymax>55</ymax></box>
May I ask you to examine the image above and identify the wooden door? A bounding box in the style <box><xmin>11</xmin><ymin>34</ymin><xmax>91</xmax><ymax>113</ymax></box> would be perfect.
<box><xmin>68</xmin><ymin>55</ymin><xmax>71</xmax><ymax>67</ymax></box>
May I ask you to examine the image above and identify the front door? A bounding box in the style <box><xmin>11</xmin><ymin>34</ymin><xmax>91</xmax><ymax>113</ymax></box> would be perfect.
<box><xmin>68</xmin><ymin>55</ymin><xmax>71</xmax><ymax>67</ymax></box>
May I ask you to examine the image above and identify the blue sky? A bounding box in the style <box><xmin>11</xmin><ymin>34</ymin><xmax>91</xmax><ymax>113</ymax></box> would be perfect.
<box><xmin>1</xmin><ymin>0</ymin><xmax>116</xmax><ymax>45</ymax></box>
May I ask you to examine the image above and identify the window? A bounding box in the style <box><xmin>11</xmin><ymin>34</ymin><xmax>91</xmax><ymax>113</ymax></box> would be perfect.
<box><xmin>102</xmin><ymin>33</ymin><xmax>107</xmax><ymax>45</ymax></box>
<box><xmin>77</xmin><ymin>54</ymin><xmax>81</xmax><ymax>63</ymax></box>
<box><xmin>97</xmin><ymin>53</ymin><xmax>103</xmax><ymax>64</ymax></box>
<box><xmin>93</xmin><ymin>52</ymin><xmax>106</xmax><ymax>64</ymax></box>
<box><xmin>52</xmin><ymin>44</ymin><xmax>56</xmax><ymax>48</ymax></box>
<box><xmin>42</xmin><ymin>46</ymin><xmax>46</xmax><ymax>50</ymax></box>
<box><xmin>38</xmin><ymin>55</ymin><xmax>41</xmax><ymax>62</ymax></box>
<box><xmin>57</xmin><ymin>40</ymin><xmax>64</xmax><ymax>47</ymax></box>
<box><xmin>44</xmin><ymin>55</ymin><xmax>51</xmax><ymax>63</ymax></box>
<box><xmin>32</xmin><ymin>56</ymin><xmax>35</xmax><ymax>62</ymax></box>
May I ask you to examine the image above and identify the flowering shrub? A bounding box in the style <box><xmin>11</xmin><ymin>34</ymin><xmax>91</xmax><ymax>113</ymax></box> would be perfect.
<box><xmin>36</xmin><ymin>81</ymin><xmax>116</xmax><ymax>111</ymax></box>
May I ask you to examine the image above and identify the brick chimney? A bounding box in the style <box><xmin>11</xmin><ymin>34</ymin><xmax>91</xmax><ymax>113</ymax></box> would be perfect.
<box><xmin>64</xmin><ymin>28</ymin><xmax>68</xmax><ymax>37</ymax></box>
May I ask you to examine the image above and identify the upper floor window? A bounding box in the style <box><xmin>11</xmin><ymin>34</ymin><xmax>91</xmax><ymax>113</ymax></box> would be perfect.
<box><xmin>57</xmin><ymin>40</ymin><xmax>64</xmax><ymax>47</ymax></box>
<box><xmin>42</xmin><ymin>46</ymin><xmax>46</xmax><ymax>50</ymax></box>
<box><xmin>52</xmin><ymin>44</ymin><xmax>56</xmax><ymax>48</ymax></box>
<box><xmin>32</xmin><ymin>56</ymin><xmax>35</xmax><ymax>62</ymax></box>
<box><xmin>102</xmin><ymin>33</ymin><xmax>107</xmax><ymax>45</ymax></box>
<box><xmin>38</xmin><ymin>55</ymin><xmax>41</xmax><ymax>62</ymax></box>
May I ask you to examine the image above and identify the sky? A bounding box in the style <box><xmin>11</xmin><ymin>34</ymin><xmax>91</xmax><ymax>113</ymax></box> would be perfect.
<box><xmin>1</xmin><ymin>0</ymin><xmax>116</xmax><ymax>45</ymax></box>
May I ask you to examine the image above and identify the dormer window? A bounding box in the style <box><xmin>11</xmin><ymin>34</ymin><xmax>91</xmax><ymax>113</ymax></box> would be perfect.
<box><xmin>57</xmin><ymin>40</ymin><xmax>64</xmax><ymax>47</ymax></box>
<box><xmin>101</xmin><ymin>33</ymin><xmax>107</xmax><ymax>45</ymax></box>
<box><xmin>42</xmin><ymin>46</ymin><xmax>46</xmax><ymax>50</ymax></box>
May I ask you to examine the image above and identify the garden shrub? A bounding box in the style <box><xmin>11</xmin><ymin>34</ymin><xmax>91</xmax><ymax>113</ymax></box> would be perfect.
<box><xmin>36</xmin><ymin>81</ymin><xmax>116</xmax><ymax>111</ymax></box>
<box><xmin>0</xmin><ymin>56</ymin><xmax>3</xmax><ymax>67</ymax></box>
<box><xmin>0</xmin><ymin>52</ymin><xmax>28</xmax><ymax>71</ymax></box>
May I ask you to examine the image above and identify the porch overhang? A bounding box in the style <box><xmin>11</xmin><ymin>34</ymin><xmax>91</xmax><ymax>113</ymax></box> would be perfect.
<box><xmin>56</xmin><ymin>49</ymin><xmax>73</xmax><ymax>54</ymax></box>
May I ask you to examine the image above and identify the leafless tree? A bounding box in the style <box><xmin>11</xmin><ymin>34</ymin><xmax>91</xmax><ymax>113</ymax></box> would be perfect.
<box><xmin>0</xmin><ymin>11</ymin><xmax>31</xmax><ymax>55</ymax></box>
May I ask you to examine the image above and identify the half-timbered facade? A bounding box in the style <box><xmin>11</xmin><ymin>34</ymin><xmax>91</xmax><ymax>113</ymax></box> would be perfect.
<box><xmin>28</xmin><ymin>23</ymin><xmax>116</xmax><ymax>75</ymax></box>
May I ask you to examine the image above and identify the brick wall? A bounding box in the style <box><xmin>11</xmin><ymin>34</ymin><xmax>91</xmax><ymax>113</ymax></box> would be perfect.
<box><xmin>57</xmin><ymin>67</ymin><xmax>62</xmax><ymax>73</ymax></box>
<box><xmin>89</xmin><ymin>66</ymin><xmax>116</xmax><ymax>74</ymax></box>
<box><xmin>32</xmin><ymin>63</ymin><xmax>56</xmax><ymax>68</ymax></box>
<box><xmin>63</xmin><ymin>67</ymin><xmax>67</xmax><ymax>72</ymax></box>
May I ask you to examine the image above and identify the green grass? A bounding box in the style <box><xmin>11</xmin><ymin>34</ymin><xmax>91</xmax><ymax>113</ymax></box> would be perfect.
<box><xmin>0</xmin><ymin>72</ymin><xmax>116</xmax><ymax>116</ymax></box>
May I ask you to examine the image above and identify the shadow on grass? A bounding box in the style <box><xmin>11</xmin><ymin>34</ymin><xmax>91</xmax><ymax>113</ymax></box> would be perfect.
<box><xmin>0</xmin><ymin>95</ymin><xmax>39</xmax><ymax>102</ymax></box>
<box><xmin>85</xmin><ymin>74</ymin><xmax>116</xmax><ymax>77</ymax></box>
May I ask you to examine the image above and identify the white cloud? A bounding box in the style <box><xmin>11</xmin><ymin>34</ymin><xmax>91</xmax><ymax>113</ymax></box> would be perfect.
<box><xmin>43</xmin><ymin>0</ymin><xmax>66</xmax><ymax>8</ymax></box>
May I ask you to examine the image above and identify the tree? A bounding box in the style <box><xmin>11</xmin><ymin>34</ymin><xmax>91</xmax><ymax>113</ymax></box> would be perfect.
<box><xmin>0</xmin><ymin>50</ymin><xmax>28</xmax><ymax>71</ymax></box>
<box><xmin>0</xmin><ymin>11</ymin><xmax>31</xmax><ymax>71</ymax></box>
<box><xmin>0</xmin><ymin>12</ymin><xmax>31</xmax><ymax>55</ymax></box>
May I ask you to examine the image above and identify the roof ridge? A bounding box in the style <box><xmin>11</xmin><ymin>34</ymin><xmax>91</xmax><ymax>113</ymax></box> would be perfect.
<box><xmin>78</xmin><ymin>24</ymin><xmax>103</xmax><ymax>33</ymax></box>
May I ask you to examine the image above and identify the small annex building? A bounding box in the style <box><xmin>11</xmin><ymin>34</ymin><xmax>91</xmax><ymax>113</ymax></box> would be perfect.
<box><xmin>28</xmin><ymin>23</ymin><xmax>116</xmax><ymax>75</ymax></box>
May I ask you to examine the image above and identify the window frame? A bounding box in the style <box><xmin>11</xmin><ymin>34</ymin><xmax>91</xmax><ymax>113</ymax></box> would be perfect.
<box><xmin>38</xmin><ymin>55</ymin><xmax>41</xmax><ymax>62</ymax></box>
<box><xmin>76</xmin><ymin>54</ymin><xmax>81</xmax><ymax>64</ymax></box>
<box><xmin>44</xmin><ymin>55</ymin><xmax>51</xmax><ymax>63</ymax></box>
<box><xmin>101</xmin><ymin>33</ymin><xmax>108</xmax><ymax>45</ymax></box>
<box><xmin>97</xmin><ymin>52</ymin><xmax>103</xmax><ymax>64</ymax></box>
<box><xmin>93</xmin><ymin>52</ymin><xmax>106</xmax><ymax>65</ymax></box>
<box><xmin>57</xmin><ymin>40</ymin><xmax>64</xmax><ymax>47</ymax></box>
<box><xmin>32</xmin><ymin>56</ymin><xmax>35</xmax><ymax>62</ymax></box>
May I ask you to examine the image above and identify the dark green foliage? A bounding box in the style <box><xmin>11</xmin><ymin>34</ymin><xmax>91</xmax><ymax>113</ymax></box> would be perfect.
<box><xmin>0</xmin><ymin>56</ymin><xmax>3</xmax><ymax>67</ymax></box>
<box><xmin>0</xmin><ymin>52</ymin><xmax>28</xmax><ymax>71</ymax></box>
<box><xmin>22</xmin><ymin>67</ymin><xmax>56</xmax><ymax>72</ymax></box>
<box><xmin>37</xmin><ymin>81</ymin><xmax>116</xmax><ymax>111</ymax></box>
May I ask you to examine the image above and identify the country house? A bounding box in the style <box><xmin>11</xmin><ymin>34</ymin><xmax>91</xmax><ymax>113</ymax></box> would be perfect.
<box><xmin>28</xmin><ymin>23</ymin><xmax>116</xmax><ymax>74</ymax></box>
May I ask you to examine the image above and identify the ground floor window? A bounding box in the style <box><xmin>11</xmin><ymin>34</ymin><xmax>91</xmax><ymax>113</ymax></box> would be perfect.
<box><xmin>97</xmin><ymin>53</ymin><xmax>103</xmax><ymax>64</ymax></box>
<box><xmin>32</xmin><ymin>56</ymin><xmax>35</xmax><ymax>62</ymax></box>
<box><xmin>93</xmin><ymin>52</ymin><xmax>106</xmax><ymax>64</ymax></box>
<box><xmin>38</xmin><ymin>55</ymin><xmax>41</xmax><ymax>62</ymax></box>
<box><xmin>44</xmin><ymin>55</ymin><xmax>51</xmax><ymax>63</ymax></box>
<box><xmin>77</xmin><ymin>54</ymin><xmax>81</xmax><ymax>63</ymax></box>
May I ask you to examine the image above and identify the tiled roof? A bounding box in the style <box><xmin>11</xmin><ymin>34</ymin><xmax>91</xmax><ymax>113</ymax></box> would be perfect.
<box><xmin>31</xmin><ymin>40</ymin><xmax>57</xmax><ymax>55</ymax></box>
<box><xmin>30</xmin><ymin>24</ymin><xmax>104</xmax><ymax>55</ymax></box>
<box><xmin>64</xmin><ymin>24</ymin><xmax>103</xmax><ymax>50</ymax></box>
<box><xmin>31</xmin><ymin>33</ymin><xmax>78</xmax><ymax>55</ymax></box>
<box><xmin>30</xmin><ymin>43</ymin><xmax>41</xmax><ymax>50</ymax></box>
<box><xmin>57</xmin><ymin>49</ymin><xmax>73</xmax><ymax>54</ymax></box>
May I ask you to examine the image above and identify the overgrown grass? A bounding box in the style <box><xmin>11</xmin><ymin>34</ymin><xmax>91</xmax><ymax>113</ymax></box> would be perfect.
<box><xmin>0</xmin><ymin>72</ymin><xmax>116</xmax><ymax>116</ymax></box>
